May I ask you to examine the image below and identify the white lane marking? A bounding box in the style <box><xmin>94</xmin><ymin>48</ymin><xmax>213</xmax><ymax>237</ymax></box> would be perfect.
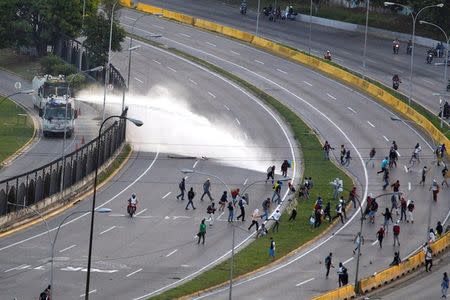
<box><xmin>404</xmin><ymin>165</ymin><xmax>409</xmax><ymax>173</ymax></box>
<box><xmin>162</xmin><ymin>192</ymin><xmax>171</xmax><ymax>199</ymax></box>
<box><xmin>34</xmin><ymin>265</ymin><xmax>45</xmax><ymax>270</ymax></box>
<box><xmin>302</xmin><ymin>80</ymin><xmax>313</xmax><ymax>87</ymax></box>
<box><xmin>166</xmin><ymin>249</ymin><xmax>178</xmax><ymax>257</ymax></box>
<box><xmin>129</xmin><ymin>40</ymin><xmax>300</xmax><ymax>300</ymax></box>
<box><xmin>59</xmin><ymin>244</ymin><xmax>76</xmax><ymax>253</ymax></box>
<box><xmin>152</xmin><ymin>24</ymin><xmax>164</xmax><ymax>29</ymax></box>
<box><xmin>124</xmin><ymin>16</ymin><xmax>137</xmax><ymax>21</ymax></box>
<box><xmin>80</xmin><ymin>290</ymin><xmax>97</xmax><ymax>297</ymax></box>
<box><xmin>392</xmin><ymin>68</ymin><xmax>404</xmax><ymax>74</ymax></box>
<box><xmin>179</xmin><ymin>33</ymin><xmax>191</xmax><ymax>38</ymax></box>
<box><xmin>99</xmin><ymin>226</ymin><xmax>116</xmax><ymax>235</ymax></box>
<box><xmin>396</xmin><ymin>150</ymin><xmax>401</xmax><ymax>157</ymax></box>
<box><xmin>334</xmin><ymin>57</ymin><xmax>344</xmax><ymax>62</ymax></box>
<box><xmin>0</xmin><ymin>153</ymin><xmax>160</xmax><ymax>253</ymax></box>
<box><xmin>5</xmin><ymin>264</ymin><xmax>28</xmax><ymax>273</ymax></box>
<box><xmin>422</xmin><ymin>79</ymin><xmax>434</xmax><ymax>85</ymax></box>
<box><xmin>152</xmin><ymin>59</ymin><xmax>161</xmax><ymax>64</ymax></box>
<box><xmin>343</xmin><ymin>257</ymin><xmax>354</xmax><ymax>264</ymax></box>
<box><xmin>235</xmin><ymin>118</ymin><xmax>241</xmax><ymax>125</ymax></box>
<box><xmin>254</xmin><ymin>59</ymin><xmax>264</xmax><ymax>64</ymax></box>
<box><xmin>244</xmin><ymin>133</ymin><xmax>248</xmax><ymax>140</ymax></box>
<box><xmin>109</xmin><ymin>213</ymin><xmax>126</xmax><ymax>217</ymax></box>
<box><xmin>134</xmin><ymin>77</ymin><xmax>143</xmax><ymax>83</ymax></box>
<box><xmin>223</xmin><ymin>104</ymin><xmax>230</xmax><ymax>111</ymax></box>
<box><xmin>217</xmin><ymin>212</ymin><xmax>224</xmax><ymax>221</ymax></box>
<box><xmin>327</xmin><ymin>93</ymin><xmax>336</xmax><ymax>100</ymax></box>
<box><xmin>181</xmin><ymin>264</ymin><xmax>190</xmax><ymax>267</ymax></box>
<box><xmin>295</xmin><ymin>277</ymin><xmax>315</xmax><ymax>287</ymax></box>
<box><xmin>167</xmin><ymin>66</ymin><xmax>177</xmax><ymax>72</ymax></box>
<box><xmin>367</xmin><ymin>58</ymin><xmax>377</xmax><ymax>63</ymax></box>
<box><xmin>347</xmin><ymin>107</ymin><xmax>357</xmax><ymax>113</ymax></box>
<box><xmin>276</xmin><ymin>68</ymin><xmax>287</xmax><ymax>74</ymax></box>
<box><xmin>230</xmin><ymin>50</ymin><xmax>240</xmax><ymax>55</ymax></box>
<box><xmin>135</xmin><ymin>208</ymin><xmax>147</xmax><ymax>216</ymax></box>
<box><xmin>126</xmin><ymin>268</ymin><xmax>143</xmax><ymax>278</ymax></box>
<box><xmin>367</xmin><ymin>121</ymin><xmax>375</xmax><ymax>128</ymax></box>
<box><xmin>371</xmin><ymin>240</ymin><xmax>379</xmax><ymax>246</ymax></box>
<box><xmin>408</xmin><ymin>182</ymin><xmax>411</xmax><ymax>190</ymax></box>
<box><xmin>189</xmin><ymin>79</ymin><xmax>198</xmax><ymax>85</ymax></box>
<box><xmin>383</xmin><ymin>135</ymin><xmax>389</xmax><ymax>142</ymax></box>
<box><xmin>208</xmin><ymin>91</ymin><xmax>216</xmax><ymax>98</ymax></box>
<box><xmin>193</xmin><ymin>160</ymin><xmax>199</xmax><ymax>168</ymax></box>
<box><xmin>243</xmin><ymin>178</ymin><xmax>248</xmax><ymax>185</ymax></box>
<box><xmin>206</xmin><ymin>42</ymin><xmax>216</xmax><ymax>47</ymax></box>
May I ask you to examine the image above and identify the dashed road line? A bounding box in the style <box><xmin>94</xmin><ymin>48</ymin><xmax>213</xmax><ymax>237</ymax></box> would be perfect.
<box><xmin>302</xmin><ymin>81</ymin><xmax>313</xmax><ymax>87</ymax></box>
<box><xmin>396</xmin><ymin>150</ymin><xmax>401</xmax><ymax>157</ymax></box>
<box><xmin>371</xmin><ymin>240</ymin><xmax>378</xmax><ymax>246</ymax></box>
<box><xmin>244</xmin><ymin>133</ymin><xmax>248</xmax><ymax>140</ymax></box>
<box><xmin>347</xmin><ymin>107</ymin><xmax>357</xmax><ymax>113</ymax></box>
<box><xmin>135</xmin><ymin>208</ymin><xmax>147</xmax><ymax>216</ymax></box>
<box><xmin>124</xmin><ymin>16</ymin><xmax>137</xmax><ymax>21</ymax></box>
<box><xmin>134</xmin><ymin>77</ymin><xmax>143</xmax><ymax>84</ymax></box>
<box><xmin>223</xmin><ymin>104</ymin><xmax>230</xmax><ymax>111</ymax></box>
<box><xmin>99</xmin><ymin>226</ymin><xmax>116</xmax><ymax>235</ymax></box>
<box><xmin>367</xmin><ymin>121</ymin><xmax>375</xmax><ymax>128</ymax></box>
<box><xmin>243</xmin><ymin>178</ymin><xmax>248</xmax><ymax>185</ymax></box>
<box><xmin>254</xmin><ymin>59</ymin><xmax>264</xmax><ymax>64</ymax></box>
<box><xmin>5</xmin><ymin>264</ymin><xmax>29</xmax><ymax>273</ymax></box>
<box><xmin>235</xmin><ymin>118</ymin><xmax>241</xmax><ymax>125</ymax></box>
<box><xmin>276</xmin><ymin>68</ymin><xmax>287</xmax><ymax>74</ymax></box>
<box><xmin>152</xmin><ymin>59</ymin><xmax>161</xmax><ymax>65</ymax></box>
<box><xmin>181</xmin><ymin>264</ymin><xmax>190</xmax><ymax>267</ymax></box>
<box><xmin>80</xmin><ymin>289</ymin><xmax>97</xmax><ymax>297</ymax></box>
<box><xmin>189</xmin><ymin>79</ymin><xmax>198</xmax><ymax>85</ymax></box>
<box><xmin>422</xmin><ymin>79</ymin><xmax>434</xmax><ymax>85</ymax></box>
<box><xmin>392</xmin><ymin>68</ymin><xmax>404</xmax><ymax>74</ymax></box>
<box><xmin>367</xmin><ymin>58</ymin><xmax>377</xmax><ymax>63</ymax></box>
<box><xmin>152</xmin><ymin>24</ymin><xmax>164</xmax><ymax>29</ymax></box>
<box><xmin>404</xmin><ymin>165</ymin><xmax>409</xmax><ymax>173</ymax></box>
<box><xmin>343</xmin><ymin>257</ymin><xmax>354</xmax><ymax>264</ymax></box>
<box><xmin>408</xmin><ymin>182</ymin><xmax>411</xmax><ymax>190</ymax></box>
<box><xmin>295</xmin><ymin>277</ymin><xmax>315</xmax><ymax>287</ymax></box>
<box><xmin>193</xmin><ymin>160</ymin><xmax>199</xmax><ymax>168</ymax></box>
<box><xmin>162</xmin><ymin>192</ymin><xmax>171</xmax><ymax>199</ymax></box>
<box><xmin>208</xmin><ymin>91</ymin><xmax>216</xmax><ymax>98</ymax></box>
<box><xmin>179</xmin><ymin>33</ymin><xmax>191</xmax><ymax>38</ymax></box>
<box><xmin>126</xmin><ymin>268</ymin><xmax>143</xmax><ymax>278</ymax></box>
<box><xmin>230</xmin><ymin>50</ymin><xmax>240</xmax><ymax>55</ymax></box>
<box><xmin>327</xmin><ymin>93</ymin><xmax>336</xmax><ymax>100</ymax></box>
<box><xmin>166</xmin><ymin>249</ymin><xmax>178</xmax><ymax>257</ymax></box>
<box><xmin>383</xmin><ymin>135</ymin><xmax>389</xmax><ymax>142</ymax></box>
<box><xmin>59</xmin><ymin>244</ymin><xmax>76</xmax><ymax>253</ymax></box>
<box><xmin>167</xmin><ymin>66</ymin><xmax>177</xmax><ymax>72</ymax></box>
<box><xmin>205</xmin><ymin>42</ymin><xmax>216</xmax><ymax>47</ymax></box>
<box><xmin>217</xmin><ymin>212</ymin><xmax>224</xmax><ymax>220</ymax></box>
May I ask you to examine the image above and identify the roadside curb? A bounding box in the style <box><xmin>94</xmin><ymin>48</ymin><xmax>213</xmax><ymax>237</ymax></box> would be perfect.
<box><xmin>0</xmin><ymin>144</ymin><xmax>133</xmax><ymax>239</ymax></box>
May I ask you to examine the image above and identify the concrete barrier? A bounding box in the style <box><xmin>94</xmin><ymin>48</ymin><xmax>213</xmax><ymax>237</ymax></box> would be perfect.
<box><xmin>135</xmin><ymin>3</ymin><xmax>163</xmax><ymax>15</ymax></box>
<box><xmin>311</xmin><ymin>285</ymin><xmax>355</xmax><ymax>300</ymax></box>
<box><xmin>119</xmin><ymin>0</ymin><xmax>132</xmax><ymax>7</ymax></box>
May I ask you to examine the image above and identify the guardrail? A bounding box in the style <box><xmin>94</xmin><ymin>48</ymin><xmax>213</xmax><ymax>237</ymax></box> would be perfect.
<box><xmin>0</xmin><ymin>119</ymin><xmax>126</xmax><ymax>228</ymax></box>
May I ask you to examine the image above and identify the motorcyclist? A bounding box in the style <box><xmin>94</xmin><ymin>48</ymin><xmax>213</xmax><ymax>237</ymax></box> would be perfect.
<box><xmin>392</xmin><ymin>74</ymin><xmax>401</xmax><ymax>89</ymax></box>
<box><xmin>324</xmin><ymin>50</ymin><xmax>332</xmax><ymax>60</ymax></box>
<box><xmin>128</xmin><ymin>193</ymin><xmax>138</xmax><ymax>213</ymax></box>
<box><xmin>393</xmin><ymin>38</ymin><xmax>400</xmax><ymax>54</ymax></box>
<box><xmin>407</xmin><ymin>39</ymin><xmax>412</xmax><ymax>55</ymax></box>
<box><xmin>240</xmin><ymin>0</ymin><xmax>247</xmax><ymax>14</ymax></box>
<box><xmin>426</xmin><ymin>49</ymin><xmax>434</xmax><ymax>64</ymax></box>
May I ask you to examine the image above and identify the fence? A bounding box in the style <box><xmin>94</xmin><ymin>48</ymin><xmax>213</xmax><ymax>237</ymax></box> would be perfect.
<box><xmin>0</xmin><ymin>119</ymin><xmax>126</xmax><ymax>218</ymax></box>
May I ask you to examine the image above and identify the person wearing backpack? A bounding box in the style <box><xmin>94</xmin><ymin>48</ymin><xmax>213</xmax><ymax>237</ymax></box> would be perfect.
<box><xmin>197</xmin><ymin>219</ymin><xmax>206</xmax><ymax>244</ymax></box>
<box><xmin>271</xmin><ymin>181</ymin><xmax>282</xmax><ymax>204</ymax></box>
<box><xmin>376</xmin><ymin>227</ymin><xmax>385</xmax><ymax>248</ymax></box>
<box><xmin>176</xmin><ymin>177</ymin><xmax>186</xmax><ymax>200</ymax></box>
<box><xmin>185</xmin><ymin>187</ymin><xmax>196</xmax><ymax>210</ymax></box>
<box><xmin>393</xmin><ymin>220</ymin><xmax>401</xmax><ymax>247</ymax></box>
<box><xmin>261</xmin><ymin>198</ymin><xmax>271</xmax><ymax>220</ymax></box>
<box><xmin>325</xmin><ymin>252</ymin><xmax>334</xmax><ymax>278</ymax></box>
<box><xmin>337</xmin><ymin>262</ymin><xmax>347</xmax><ymax>287</ymax></box>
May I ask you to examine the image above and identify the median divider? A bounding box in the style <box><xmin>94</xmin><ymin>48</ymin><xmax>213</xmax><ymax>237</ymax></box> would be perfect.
<box><xmin>310</xmin><ymin>285</ymin><xmax>355</xmax><ymax>300</ymax></box>
<box><xmin>130</xmin><ymin>1</ymin><xmax>449</xmax><ymax>155</ymax></box>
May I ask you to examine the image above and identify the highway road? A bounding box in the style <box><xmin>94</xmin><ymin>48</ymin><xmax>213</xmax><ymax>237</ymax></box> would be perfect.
<box><xmin>0</xmin><ymin>27</ymin><xmax>297</xmax><ymax>299</ymax></box>
<box><xmin>117</xmin><ymin>7</ymin><xmax>450</xmax><ymax>299</ymax></box>
<box><xmin>0</xmin><ymin>70</ymin><xmax>99</xmax><ymax>180</ymax></box>
<box><xmin>142</xmin><ymin>0</ymin><xmax>450</xmax><ymax>118</ymax></box>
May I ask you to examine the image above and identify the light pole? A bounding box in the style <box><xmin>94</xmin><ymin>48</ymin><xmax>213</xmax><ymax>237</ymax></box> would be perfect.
<box><xmin>61</xmin><ymin>66</ymin><xmax>104</xmax><ymax>193</ymax></box>
<box><xmin>362</xmin><ymin>0</ymin><xmax>370</xmax><ymax>78</ymax></box>
<box><xmin>255</xmin><ymin>0</ymin><xmax>261</xmax><ymax>36</ymax></box>
<box><xmin>78</xmin><ymin>0</ymin><xmax>87</xmax><ymax>71</ymax></box>
<box><xmin>384</xmin><ymin>2</ymin><xmax>444</xmax><ymax>105</ymax></box>
<box><xmin>102</xmin><ymin>0</ymin><xmax>119</xmax><ymax>122</ymax></box>
<box><xmin>308</xmin><ymin>0</ymin><xmax>313</xmax><ymax>55</ymax></box>
<box><xmin>0</xmin><ymin>89</ymin><xmax>34</xmax><ymax>106</ymax></box>
<box><xmin>84</xmin><ymin>110</ymin><xmax>143</xmax><ymax>299</ymax></box>
<box><xmin>432</xmin><ymin>93</ymin><xmax>446</xmax><ymax>128</ymax></box>
<box><xmin>419</xmin><ymin>20</ymin><xmax>449</xmax><ymax>98</ymax></box>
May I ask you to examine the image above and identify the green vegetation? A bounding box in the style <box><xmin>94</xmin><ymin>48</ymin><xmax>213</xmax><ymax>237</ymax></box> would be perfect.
<box><xmin>137</xmin><ymin>42</ymin><xmax>353</xmax><ymax>299</ymax></box>
<box><xmin>40</xmin><ymin>54</ymin><xmax>77</xmax><ymax>76</ymax></box>
<box><xmin>0</xmin><ymin>49</ymin><xmax>41</xmax><ymax>81</ymax></box>
<box><xmin>0</xmin><ymin>97</ymin><xmax>33</xmax><ymax>165</ymax></box>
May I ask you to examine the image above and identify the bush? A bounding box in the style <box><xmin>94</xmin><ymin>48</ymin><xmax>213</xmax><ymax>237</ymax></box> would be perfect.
<box><xmin>40</xmin><ymin>54</ymin><xmax>76</xmax><ymax>76</ymax></box>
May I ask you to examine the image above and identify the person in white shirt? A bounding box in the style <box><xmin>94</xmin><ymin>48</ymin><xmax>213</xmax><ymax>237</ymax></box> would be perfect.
<box><xmin>271</xmin><ymin>209</ymin><xmax>282</xmax><ymax>232</ymax></box>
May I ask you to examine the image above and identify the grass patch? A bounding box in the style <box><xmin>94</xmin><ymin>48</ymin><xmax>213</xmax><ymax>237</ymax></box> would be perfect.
<box><xmin>0</xmin><ymin>98</ymin><xmax>33</xmax><ymax>165</ymax></box>
<box><xmin>0</xmin><ymin>49</ymin><xmax>41</xmax><ymax>81</ymax></box>
<box><xmin>97</xmin><ymin>143</ymin><xmax>131</xmax><ymax>184</ymax></box>
<box><xmin>135</xmin><ymin>39</ymin><xmax>352</xmax><ymax>299</ymax></box>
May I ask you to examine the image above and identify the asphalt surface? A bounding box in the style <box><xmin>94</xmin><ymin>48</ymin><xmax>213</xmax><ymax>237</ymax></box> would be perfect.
<box><xmin>0</xmin><ymin>70</ymin><xmax>99</xmax><ymax>180</ymax></box>
<box><xmin>142</xmin><ymin>0</ymin><xmax>450</xmax><ymax>117</ymax></box>
<box><xmin>117</xmin><ymin>7</ymin><xmax>450</xmax><ymax>300</ymax></box>
<box><xmin>0</xmin><ymin>28</ymin><xmax>297</xmax><ymax>299</ymax></box>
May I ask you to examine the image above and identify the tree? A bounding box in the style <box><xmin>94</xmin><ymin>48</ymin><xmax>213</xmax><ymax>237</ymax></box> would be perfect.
<box><xmin>83</xmin><ymin>13</ymin><xmax>125</xmax><ymax>67</ymax></box>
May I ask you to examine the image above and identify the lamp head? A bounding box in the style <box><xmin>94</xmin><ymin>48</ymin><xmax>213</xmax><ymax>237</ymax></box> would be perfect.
<box><xmin>127</xmin><ymin>117</ymin><xmax>143</xmax><ymax>127</ymax></box>
<box><xmin>21</xmin><ymin>89</ymin><xmax>34</xmax><ymax>95</ymax></box>
<box><xmin>390</xmin><ymin>116</ymin><xmax>402</xmax><ymax>121</ymax></box>
<box><xmin>384</xmin><ymin>2</ymin><xmax>395</xmax><ymax>6</ymax></box>
<box><xmin>437</xmin><ymin>3</ymin><xmax>444</xmax><ymax>8</ymax></box>
<box><xmin>128</xmin><ymin>45</ymin><xmax>141</xmax><ymax>51</ymax></box>
<box><xmin>88</xmin><ymin>66</ymin><xmax>104</xmax><ymax>72</ymax></box>
<box><xmin>181</xmin><ymin>169</ymin><xmax>194</xmax><ymax>174</ymax></box>
<box><xmin>95</xmin><ymin>207</ymin><xmax>112</xmax><ymax>213</ymax></box>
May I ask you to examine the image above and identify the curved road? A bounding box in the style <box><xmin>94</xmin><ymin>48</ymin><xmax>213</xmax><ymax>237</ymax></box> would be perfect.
<box><xmin>118</xmin><ymin>8</ymin><xmax>450</xmax><ymax>299</ymax></box>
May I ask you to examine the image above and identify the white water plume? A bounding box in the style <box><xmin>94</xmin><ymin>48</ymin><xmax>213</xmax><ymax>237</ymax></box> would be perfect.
<box><xmin>77</xmin><ymin>85</ymin><xmax>276</xmax><ymax>172</ymax></box>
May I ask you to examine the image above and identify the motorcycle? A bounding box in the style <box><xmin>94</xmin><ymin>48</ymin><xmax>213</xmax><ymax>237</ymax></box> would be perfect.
<box><xmin>393</xmin><ymin>80</ymin><xmax>400</xmax><ymax>90</ymax></box>
<box><xmin>324</xmin><ymin>51</ymin><xmax>332</xmax><ymax>61</ymax></box>
<box><xmin>426</xmin><ymin>52</ymin><xmax>433</xmax><ymax>64</ymax></box>
<box><xmin>240</xmin><ymin>3</ymin><xmax>247</xmax><ymax>15</ymax></box>
<box><xmin>393</xmin><ymin>44</ymin><xmax>399</xmax><ymax>54</ymax></box>
<box><xmin>127</xmin><ymin>203</ymin><xmax>137</xmax><ymax>217</ymax></box>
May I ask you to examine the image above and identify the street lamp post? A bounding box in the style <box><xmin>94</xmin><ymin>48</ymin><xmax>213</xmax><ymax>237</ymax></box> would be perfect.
<box><xmin>255</xmin><ymin>0</ymin><xmax>261</xmax><ymax>36</ymax></box>
<box><xmin>78</xmin><ymin>0</ymin><xmax>87</xmax><ymax>72</ymax></box>
<box><xmin>308</xmin><ymin>0</ymin><xmax>313</xmax><ymax>55</ymax></box>
<box><xmin>362</xmin><ymin>0</ymin><xmax>370</xmax><ymax>78</ymax></box>
<box><xmin>0</xmin><ymin>89</ymin><xmax>34</xmax><ymax>106</ymax></box>
<box><xmin>102</xmin><ymin>0</ymin><xmax>119</xmax><ymax>122</ymax></box>
<box><xmin>84</xmin><ymin>111</ymin><xmax>143</xmax><ymax>299</ymax></box>
<box><xmin>384</xmin><ymin>2</ymin><xmax>444</xmax><ymax>105</ymax></box>
<box><xmin>419</xmin><ymin>20</ymin><xmax>449</xmax><ymax>99</ymax></box>
<box><xmin>432</xmin><ymin>93</ymin><xmax>446</xmax><ymax>128</ymax></box>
